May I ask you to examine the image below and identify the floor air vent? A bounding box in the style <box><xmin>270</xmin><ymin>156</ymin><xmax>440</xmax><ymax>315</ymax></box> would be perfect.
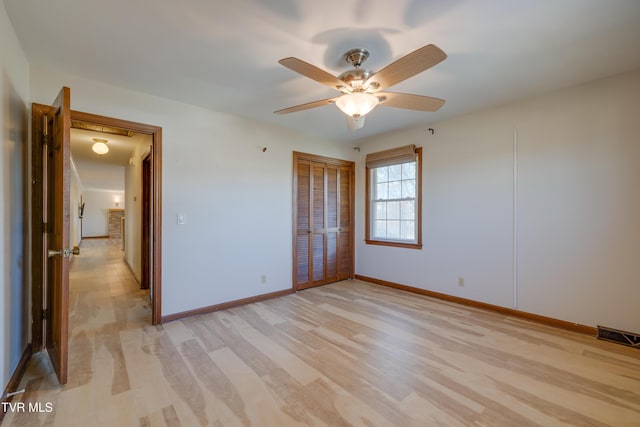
<box><xmin>597</xmin><ymin>326</ymin><xmax>640</xmax><ymax>349</ymax></box>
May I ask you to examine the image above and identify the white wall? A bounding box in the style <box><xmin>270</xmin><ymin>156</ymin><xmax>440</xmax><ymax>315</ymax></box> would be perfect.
<box><xmin>124</xmin><ymin>136</ymin><xmax>151</xmax><ymax>282</ymax></box>
<box><xmin>70</xmin><ymin>158</ymin><xmax>83</xmax><ymax>247</ymax></box>
<box><xmin>29</xmin><ymin>66</ymin><xmax>354</xmax><ymax>317</ymax></box>
<box><xmin>356</xmin><ymin>69</ymin><xmax>640</xmax><ymax>333</ymax></box>
<box><xmin>81</xmin><ymin>189</ymin><xmax>125</xmax><ymax>237</ymax></box>
<box><xmin>0</xmin><ymin>0</ymin><xmax>29</xmax><ymax>389</ymax></box>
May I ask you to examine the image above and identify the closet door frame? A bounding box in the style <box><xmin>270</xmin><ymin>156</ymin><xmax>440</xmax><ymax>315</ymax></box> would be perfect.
<box><xmin>292</xmin><ymin>152</ymin><xmax>355</xmax><ymax>291</ymax></box>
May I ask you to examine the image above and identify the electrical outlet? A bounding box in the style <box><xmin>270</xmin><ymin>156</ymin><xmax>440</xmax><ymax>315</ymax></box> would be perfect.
<box><xmin>458</xmin><ymin>277</ymin><xmax>465</xmax><ymax>287</ymax></box>
<box><xmin>261</xmin><ymin>275</ymin><xmax>267</xmax><ymax>284</ymax></box>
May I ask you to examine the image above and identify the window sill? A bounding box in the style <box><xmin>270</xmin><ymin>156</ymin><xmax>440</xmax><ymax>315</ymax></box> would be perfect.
<box><xmin>365</xmin><ymin>239</ymin><xmax>422</xmax><ymax>250</ymax></box>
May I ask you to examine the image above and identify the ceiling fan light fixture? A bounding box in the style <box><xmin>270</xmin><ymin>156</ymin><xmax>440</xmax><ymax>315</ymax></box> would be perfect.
<box><xmin>346</xmin><ymin>115</ymin><xmax>365</xmax><ymax>131</ymax></box>
<box><xmin>335</xmin><ymin>93</ymin><xmax>379</xmax><ymax>118</ymax></box>
<box><xmin>92</xmin><ymin>138</ymin><xmax>109</xmax><ymax>155</ymax></box>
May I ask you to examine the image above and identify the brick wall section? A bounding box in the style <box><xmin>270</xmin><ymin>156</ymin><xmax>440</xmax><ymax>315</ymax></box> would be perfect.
<box><xmin>108</xmin><ymin>209</ymin><xmax>125</xmax><ymax>239</ymax></box>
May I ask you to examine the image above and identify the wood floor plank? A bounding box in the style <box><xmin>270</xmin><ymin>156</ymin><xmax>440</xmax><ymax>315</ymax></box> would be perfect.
<box><xmin>209</xmin><ymin>347</ymin><xmax>303</xmax><ymax>426</ymax></box>
<box><xmin>153</xmin><ymin>332</ymin><xmax>208</xmax><ymax>426</ymax></box>
<box><xmin>4</xmin><ymin>239</ymin><xmax>640</xmax><ymax>426</ymax></box>
<box><xmin>180</xmin><ymin>338</ymin><xmax>251</xmax><ymax>427</ymax></box>
<box><xmin>223</xmin><ymin>308</ymin><xmax>323</xmax><ymax>386</ymax></box>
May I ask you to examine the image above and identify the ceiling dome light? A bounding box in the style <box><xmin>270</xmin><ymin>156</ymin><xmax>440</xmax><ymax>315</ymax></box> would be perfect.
<box><xmin>335</xmin><ymin>93</ymin><xmax>379</xmax><ymax>119</ymax></box>
<box><xmin>92</xmin><ymin>138</ymin><xmax>109</xmax><ymax>155</ymax></box>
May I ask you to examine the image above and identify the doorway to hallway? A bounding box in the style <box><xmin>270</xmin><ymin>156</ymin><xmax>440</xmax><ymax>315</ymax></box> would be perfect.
<box><xmin>66</xmin><ymin>110</ymin><xmax>162</xmax><ymax>325</ymax></box>
<box><xmin>31</xmin><ymin>90</ymin><xmax>162</xmax><ymax>385</ymax></box>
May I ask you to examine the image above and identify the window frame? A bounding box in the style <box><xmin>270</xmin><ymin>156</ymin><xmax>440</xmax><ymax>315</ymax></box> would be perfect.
<box><xmin>365</xmin><ymin>147</ymin><xmax>422</xmax><ymax>249</ymax></box>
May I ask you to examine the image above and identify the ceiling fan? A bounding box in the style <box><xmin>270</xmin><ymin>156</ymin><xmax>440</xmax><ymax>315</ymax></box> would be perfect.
<box><xmin>274</xmin><ymin>44</ymin><xmax>447</xmax><ymax>130</ymax></box>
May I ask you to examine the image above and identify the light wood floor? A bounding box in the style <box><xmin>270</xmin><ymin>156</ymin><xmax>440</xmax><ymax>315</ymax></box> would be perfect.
<box><xmin>4</xmin><ymin>239</ymin><xmax>640</xmax><ymax>426</ymax></box>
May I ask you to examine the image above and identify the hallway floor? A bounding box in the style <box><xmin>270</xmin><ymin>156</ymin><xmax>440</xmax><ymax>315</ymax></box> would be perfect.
<box><xmin>4</xmin><ymin>238</ymin><xmax>151</xmax><ymax>426</ymax></box>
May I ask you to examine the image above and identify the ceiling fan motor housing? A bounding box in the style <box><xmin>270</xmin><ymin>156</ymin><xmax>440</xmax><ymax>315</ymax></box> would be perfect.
<box><xmin>339</xmin><ymin>48</ymin><xmax>376</xmax><ymax>91</ymax></box>
<box><xmin>338</xmin><ymin>68</ymin><xmax>375</xmax><ymax>91</ymax></box>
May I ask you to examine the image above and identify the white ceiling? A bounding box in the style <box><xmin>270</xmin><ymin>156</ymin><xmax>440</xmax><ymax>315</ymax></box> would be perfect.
<box><xmin>5</xmin><ymin>0</ymin><xmax>640</xmax><ymax>142</ymax></box>
<box><xmin>70</xmin><ymin>128</ymin><xmax>150</xmax><ymax>191</ymax></box>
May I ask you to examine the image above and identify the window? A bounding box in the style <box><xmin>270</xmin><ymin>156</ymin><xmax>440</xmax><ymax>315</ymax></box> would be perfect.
<box><xmin>365</xmin><ymin>145</ymin><xmax>422</xmax><ymax>249</ymax></box>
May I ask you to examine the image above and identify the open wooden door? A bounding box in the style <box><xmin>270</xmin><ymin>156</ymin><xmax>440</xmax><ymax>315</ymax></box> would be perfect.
<box><xmin>33</xmin><ymin>87</ymin><xmax>73</xmax><ymax>384</ymax></box>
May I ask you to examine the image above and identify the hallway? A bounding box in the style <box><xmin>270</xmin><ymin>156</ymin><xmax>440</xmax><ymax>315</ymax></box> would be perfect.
<box><xmin>4</xmin><ymin>239</ymin><xmax>151</xmax><ymax>426</ymax></box>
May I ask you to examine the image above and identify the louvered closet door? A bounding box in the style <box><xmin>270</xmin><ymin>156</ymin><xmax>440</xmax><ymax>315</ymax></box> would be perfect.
<box><xmin>311</xmin><ymin>161</ymin><xmax>326</xmax><ymax>286</ymax></box>
<box><xmin>294</xmin><ymin>153</ymin><xmax>354</xmax><ymax>290</ymax></box>
<box><xmin>325</xmin><ymin>164</ymin><xmax>339</xmax><ymax>283</ymax></box>
<box><xmin>326</xmin><ymin>164</ymin><xmax>353</xmax><ymax>282</ymax></box>
<box><xmin>337</xmin><ymin>165</ymin><xmax>352</xmax><ymax>280</ymax></box>
<box><xmin>295</xmin><ymin>160</ymin><xmax>312</xmax><ymax>288</ymax></box>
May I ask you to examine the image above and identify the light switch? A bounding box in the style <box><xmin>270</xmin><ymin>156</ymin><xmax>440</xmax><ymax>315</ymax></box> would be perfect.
<box><xmin>177</xmin><ymin>212</ymin><xmax>186</xmax><ymax>225</ymax></box>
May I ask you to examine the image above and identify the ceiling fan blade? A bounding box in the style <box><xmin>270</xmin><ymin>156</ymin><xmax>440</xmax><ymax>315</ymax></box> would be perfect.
<box><xmin>377</xmin><ymin>92</ymin><xmax>445</xmax><ymax>112</ymax></box>
<box><xmin>366</xmin><ymin>44</ymin><xmax>447</xmax><ymax>91</ymax></box>
<box><xmin>279</xmin><ymin>58</ymin><xmax>346</xmax><ymax>91</ymax></box>
<box><xmin>274</xmin><ymin>97</ymin><xmax>337</xmax><ymax>114</ymax></box>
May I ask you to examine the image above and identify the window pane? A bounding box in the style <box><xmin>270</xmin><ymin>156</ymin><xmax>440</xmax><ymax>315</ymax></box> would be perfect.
<box><xmin>400</xmin><ymin>220</ymin><xmax>415</xmax><ymax>241</ymax></box>
<box><xmin>376</xmin><ymin>183</ymin><xmax>388</xmax><ymax>200</ymax></box>
<box><xmin>402</xmin><ymin>162</ymin><xmax>415</xmax><ymax>180</ymax></box>
<box><xmin>367</xmin><ymin>148</ymin><xmax>421</xmax><ymax>247</ymax></box>
<box><xmin>387</xmin><ymin>220</ymin><xmax>400</xmax><ymax>239</ymax></box>
<box><xmin>402</xmin><ymin>179</ymin><xmax>415</xmax><ymax>198</ymax></box>
<box><xmin>400</xmin><ymin>201</ymin><xmax>414</xmax><ymax>220</ymax></box>
<box><xmin>388</xmin><ymin>164</ymin><xmax>402</xmax><ymax>181</ymax></box>
<box><xmin>388</xmin><ymin>181</ymin><xmax>401</xmax><ymax>199</ymax></box>
<box><xmin>387</xmin><ymin>201</ymin><xmax>400</xmax><ymax>220</ymax></box>
<box><xmin>375</xmin><ymin>202</ymin><xmax>387</xmax><ymax>220</ymax></box>
<box><xmin>376</xmin><ymin>167</ymin><xmax>388</xmax><ymax>183</ymax></box>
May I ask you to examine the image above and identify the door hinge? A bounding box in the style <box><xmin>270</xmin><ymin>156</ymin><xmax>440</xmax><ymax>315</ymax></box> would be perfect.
<box><xmin>41</xmin><ymin>309</ymin><xmax>47</xmax><ymax>320</ymax></box>
<box><xmin>42</xmin><ymin>114</ymin><xmax>48</xmax><ymax>143</ymax></box>
<box><xmin>42</xmin><ymin>222</ymin><xmax>48</xmax><ymax>233</ymax></box>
